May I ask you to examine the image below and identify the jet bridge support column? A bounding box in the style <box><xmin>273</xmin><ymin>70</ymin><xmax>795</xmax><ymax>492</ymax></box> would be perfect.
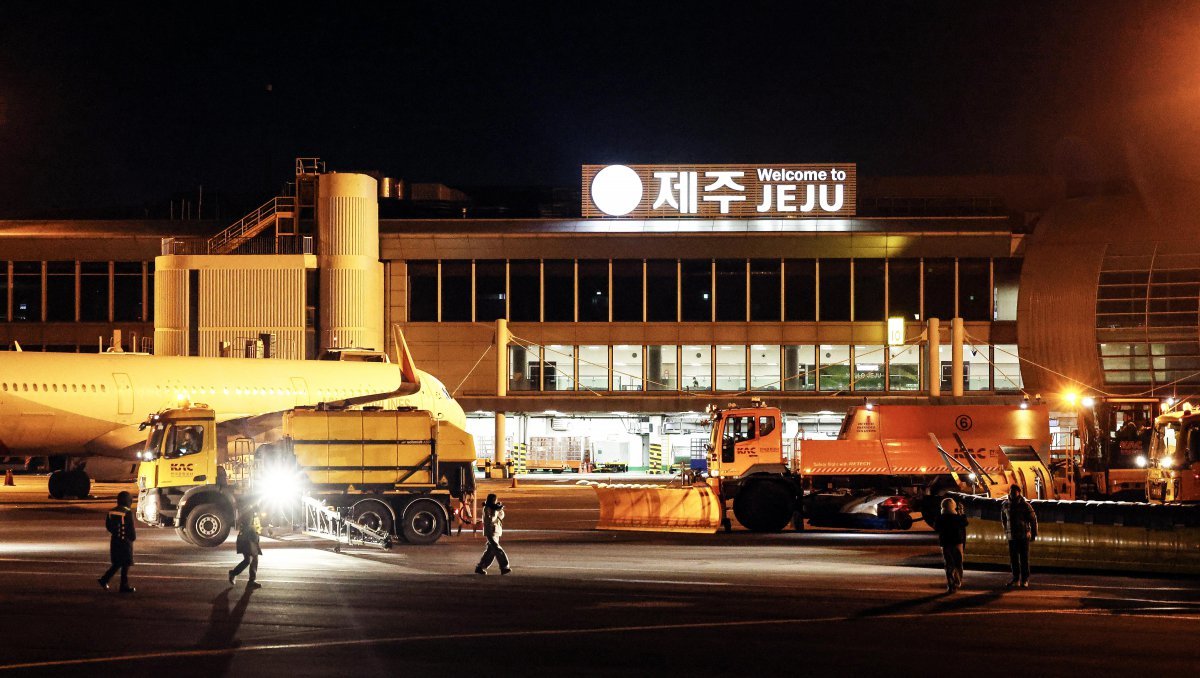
<box><xmin>494</xmin><ymin>318</ymin><xmax>509</xmax><ymax>476</ymax></box>
<box><xmin>928</xmin><ymin>317</ymin><xmax>941</xmax><ymax>397</ymax></box>
<box><xmin>951</xmin><ymin>317</ymin><xmax>965</xmax><ymax>397</ymax></box>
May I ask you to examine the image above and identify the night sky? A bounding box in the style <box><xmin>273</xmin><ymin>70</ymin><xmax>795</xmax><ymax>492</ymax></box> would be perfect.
<box><xmin>1</xmin><ymin>1</ymin><xmax>1197</xmax><ymax>218</ymax></box>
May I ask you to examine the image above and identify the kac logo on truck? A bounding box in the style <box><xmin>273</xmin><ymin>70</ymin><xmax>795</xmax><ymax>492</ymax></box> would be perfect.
<box><xmin>169</xmin><ymin>462</ymin><xmax>195</xmax><ymax>473</ymax></box>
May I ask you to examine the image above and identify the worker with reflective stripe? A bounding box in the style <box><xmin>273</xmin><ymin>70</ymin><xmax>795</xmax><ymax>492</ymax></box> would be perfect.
<box><xmin>228</xmin><ymin>506</ymin><xmax>263</xmax><ymax>589</ymax></box>
<box><xmin>475</xmin><ymin>493</ymin><xmax>511</xmax><ymax>575</ymax></box>
<box><xmin>98</xmin><ymin>491</ymin><xmax>137</xmax><ymax>593</ymax></box>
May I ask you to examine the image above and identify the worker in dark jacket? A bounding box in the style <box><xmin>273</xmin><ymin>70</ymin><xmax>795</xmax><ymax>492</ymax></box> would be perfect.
<box><xmin>228</xmin><ymin>505</ymin><xmax>263</xmax><ymax>589</ymax></box>
<box><xmin>475</xmin><ymin>493</ymin><xmax>511</xmax><ymax>575</ymax></box>
<box><xmin>99</xmin><ymin>491</ymin><xmax>137</xmax><ymax>593</ymax></box>
<box><xmin>935</xmin><ymin>497</ymin><xmax>969</xmax><ymax>593</ymax></box>
<box><xmin>1001</xmin><ymin>484</ymin><xmax>1038</xmax><ymax>588</ymax></box>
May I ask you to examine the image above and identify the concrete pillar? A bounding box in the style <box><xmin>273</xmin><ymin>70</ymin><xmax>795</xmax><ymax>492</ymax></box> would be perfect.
<box><xmin>928</xmin><ymin>317</ymin><xmax>941</xmax><ymax>397</ymax></box>
<box><xmin>951</xmin><ymin>317</ymin><xmax>965</xmax><ymax>397</ymax></box>
<box><xmin>495</xmin><ymin>318</ymin><xmax>509</xmax><ymax>468</ymax></box>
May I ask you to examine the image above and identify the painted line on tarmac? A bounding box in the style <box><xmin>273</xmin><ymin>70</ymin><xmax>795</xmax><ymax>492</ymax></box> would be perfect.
<box><xmin>3</xmin><ymin>607</ymin><xmax>1197</xmax><ymax>672</ymax></box>
<box><xmin>598</xmin><ymin>578</ymin><xmax>730</xmax><ymax>587</ymax></box>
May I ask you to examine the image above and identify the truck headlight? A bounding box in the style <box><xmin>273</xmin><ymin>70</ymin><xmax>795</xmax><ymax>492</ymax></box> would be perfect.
<box><xmin>1159</xmin><ymin>456</ymin><xmax>1174</xmax><ymax>469</ymax></box>
<box><xmin>1136</xmin><ymin>455</ymin><xmax>1148</xmax><ymax>468</ymax></box>
<box><xmin>141</xmin><ymin>492</ymin><xmax>159</xmax><ymax>523</ymax></box>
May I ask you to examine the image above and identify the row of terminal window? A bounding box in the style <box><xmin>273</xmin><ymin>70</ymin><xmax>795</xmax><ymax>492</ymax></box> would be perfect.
<box><xmin>0</xmin><ymin>261</ymin><xmax>151</xmax><ymax>323</ymax></box>
<box><xmin>507</xmin><ymin>344</ymin><xmax>1023</xmax><ymax>393</ymax></box>
<box><xmin>3</xmin><ymin>382</ymin><xmax>379</xmax><ymax>399</ymax></box>
<box><xmin>407</xmin><ymin>257</ymin><xmax>1022</xmax><ymax>324</ymax></box>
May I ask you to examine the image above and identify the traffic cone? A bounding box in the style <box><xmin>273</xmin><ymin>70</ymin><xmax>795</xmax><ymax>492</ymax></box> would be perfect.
<box><xmin>4</xmin><ymin>469</ymin><xmax>14</xmax><ymax>486</ymax></box>
<box><xmin>510</xmin><ymin>476</ymin><xmax>519</xmax><ymax>488</ymax></box>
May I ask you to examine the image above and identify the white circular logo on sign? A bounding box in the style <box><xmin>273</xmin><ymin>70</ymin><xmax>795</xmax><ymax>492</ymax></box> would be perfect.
<box><xmin>590</xmin><ymin>165</ymin><xmax>642</xmax><ymax>216</ymax></box>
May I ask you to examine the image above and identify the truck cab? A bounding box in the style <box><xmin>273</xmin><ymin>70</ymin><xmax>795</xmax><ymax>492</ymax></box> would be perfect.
<box><xmin>707</xmin><ymin>404</ymin><xmax>786</xmax><ymax>478</ymax></box>
<box><xmin>1148</xmin><ymin>407</ymin><xmax>1200</xmax><ymax>503</ymax></box>
<box><xmin>136</xmin><ymin>404</ymin><xmax>239</xmax><ymax>547</ymax></box>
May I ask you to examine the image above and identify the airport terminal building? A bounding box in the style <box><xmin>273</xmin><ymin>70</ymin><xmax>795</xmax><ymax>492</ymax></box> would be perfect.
<box><xmin>2</xmin><ymin>160</ymin><xmax>1197</xmax><ymax>469</ymax></box>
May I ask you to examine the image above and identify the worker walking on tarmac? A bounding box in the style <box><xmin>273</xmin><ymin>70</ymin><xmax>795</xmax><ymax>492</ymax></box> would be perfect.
<box><xmin>474</xmin><ymin>493</ymin><xmax>512</xmax><ymax>575</ymax></box>
<box><xmin>99</xmin><ymin>491</ymin><xmax>137</xmax><ymax>593</ymax></box>
<box><xmin>1001</xmin><ymin>484</ymin><xmax>1038</xmax><ymax>588</ymax></box>
<box><xmin>228</xmin><ymin>505</ymin><xmax>263</xmax><ymax>589</ymax></box>
<box><xmin>935</xmin><ymin>497</ymin><xmax>969</xmax><ymax>593</ymax></box>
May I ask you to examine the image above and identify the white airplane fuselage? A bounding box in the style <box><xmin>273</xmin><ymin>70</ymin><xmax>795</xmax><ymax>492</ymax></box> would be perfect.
<box><xmin>0</xmin><ymin>352</ymin><xmax>464</xmax><ymax>476</ymax></box>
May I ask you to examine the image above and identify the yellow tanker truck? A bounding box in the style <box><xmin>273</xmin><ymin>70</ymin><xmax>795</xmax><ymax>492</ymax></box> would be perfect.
<box><xmin>135</xmin><ymin>403</ymin><xmax>477</xmax><ymax>547</ymax></box>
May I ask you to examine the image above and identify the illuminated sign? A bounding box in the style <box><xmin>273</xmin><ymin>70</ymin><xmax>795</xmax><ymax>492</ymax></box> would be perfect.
<box><xmin>583</xmin><ymin>163</ymin><xmax>857</xmax><ymax>218</ymax></box>
<box><xmin>887</xmin><ymin>317</ymin><xmax>905</xmax><ymax>347</ymax></box>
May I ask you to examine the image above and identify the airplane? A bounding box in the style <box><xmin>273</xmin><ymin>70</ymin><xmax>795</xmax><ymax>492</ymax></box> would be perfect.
<box><xmin>0</xmin><ymin>328</ymin><xmax>466</xmax><ymax>498</ymax></box>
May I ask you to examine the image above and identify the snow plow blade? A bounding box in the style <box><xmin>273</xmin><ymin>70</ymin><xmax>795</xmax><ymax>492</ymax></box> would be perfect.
<box><xmin>580</xmin><ymin>481</ymin><xmax>722</xmax><ymax>534</ymax></box>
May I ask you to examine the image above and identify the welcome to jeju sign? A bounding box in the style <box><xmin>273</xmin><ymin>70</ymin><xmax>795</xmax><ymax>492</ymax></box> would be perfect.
<box><xmin>582</xmin><ymin>163</ymin><xmax>856</xmax><ymax>218</ymax></box>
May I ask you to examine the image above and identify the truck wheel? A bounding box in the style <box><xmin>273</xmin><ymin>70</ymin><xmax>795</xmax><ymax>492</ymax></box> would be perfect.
<box><xmin>176</xmin><ymin>525</ymin><xmax>197</xmax><ymax>546</ymax></box>
<box><xmin>400</xmin><ymin>499</ymin><xmax>446</xmax><ymax>545</ymax></box>
<box><xmin>185</xmin><ymin>502</ymin><xmax>232</xmax><ymax>547</ymax></box>
<box><xmin>892</xmin><ymin>511</ymin><xmax>914</xmax><ymax>531</ymax></box>
<box><xmin>733</xmin><ymin>482</ymin><xmax>794</xmax><ymax>532</ymax></box>
<box><xmin>352</xmin><ymin>500</ymin><xmax>395</xmax><ymax>536</ymax></box>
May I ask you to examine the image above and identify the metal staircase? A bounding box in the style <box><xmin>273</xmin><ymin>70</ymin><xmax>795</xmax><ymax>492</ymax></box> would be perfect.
<box><xmin>204</xmin><ymin>157</ymin><xmax>324</xmax><ymax>255</ymax></box>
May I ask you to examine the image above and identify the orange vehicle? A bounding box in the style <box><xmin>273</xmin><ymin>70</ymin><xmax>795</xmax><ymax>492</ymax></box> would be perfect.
<box><xmin>1146</xmin><ymin>405</ymin><xmax>1200</xmax><ymax>503</ymax></box>
<box><xmin>797</xmin><ymin>403</ymin><xmax>1060</xmax><ymax>526</ymax></box>
<box><xmin>589</xmin><ymin>400</ymin><xmax>1064</xmax><ymax>533</ymax></box>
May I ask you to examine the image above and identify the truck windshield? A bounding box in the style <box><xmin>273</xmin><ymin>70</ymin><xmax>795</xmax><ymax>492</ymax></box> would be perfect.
<box><xmin>1153</xmin><ymin>423</ymin><xmax>1180</xmax><ymax>461</ymax></box>
<box><xmin>164</xmin><ymin>424</ymin><xmax>204</xmax><ymax>458</ymax></box>
<box><xmin>144</xmin><ymin>424</ymin><xmax>167</xmax><ymax>458</ymax></box>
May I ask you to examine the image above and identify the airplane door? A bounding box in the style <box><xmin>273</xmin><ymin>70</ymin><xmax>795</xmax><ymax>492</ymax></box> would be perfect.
<box><xmin>291</xmin><ymin>377</ymin><xmax>309</xmax><ymax>406</ymax></box>
<box><xmin>113</xmin><ymin>373</ymin><xmax>134</xmax><ymax>415</ymax></box>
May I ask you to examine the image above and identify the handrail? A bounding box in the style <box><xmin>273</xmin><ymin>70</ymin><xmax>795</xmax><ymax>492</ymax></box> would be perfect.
<box><xmin>206</xmin><ymin>195</ymin><xmax>296</xmax><ymax>254</ymax></box>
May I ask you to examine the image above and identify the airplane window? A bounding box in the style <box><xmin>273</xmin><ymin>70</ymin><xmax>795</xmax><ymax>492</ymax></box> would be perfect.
<box><xmin>72</xmin><ymin>384</ymin><xmax>77</xmax><ymax>392</ymax></box>
<box><xmin>1</xmin><ymin>384</ymin><xmax>6</xmax><ymax>392</ymax></box>
<box><xmin>52</xmin><ymin>384</ymin><xmax>57</xmax><ymax>392</ymax></box>
<box><xmin>61</xmin><ymin>384</ymin><xmax>66</xmax><ymax>391</ymax></box>
<box><xmin>23</xmin><ymin>384</ymin><xmax>28</xmax><ymax>392</ymax></box>
<box><xmin>33</xmin><ymin>384</ymin><xmax>39</xmax><ymax>392</ymax></box>
<box><xmin>90</xmin><ymin>385</ymin><xmax>96</xmax><ymax>392</ymax></box>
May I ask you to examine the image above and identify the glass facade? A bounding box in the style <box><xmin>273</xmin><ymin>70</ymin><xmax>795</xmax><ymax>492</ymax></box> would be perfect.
<box><xmin>646</xmin><ymin>345</ymin><xmax>677</xmax><ymax>391</ymax></box>
<box><xmin>474</xmin><ymin>260</ymin><xmax>505</xmax><ymax>322</ymax></box>
<box><xmin>405</xmin><ymin>256</ymin><xmax>1020</xmax><ymax>326</ymax></box>
<box><xmin>818</xmin><ymin>345</ymin><xmax>851</xmax><ymax>391</ymax></box>
<box><xmin>543</xmin><ymin>260</ymin><xmax>573</xmax><ymax>322</ymax></box>
<box><xmin>888</xmin><ymin>344</ymin><xmax>921</xmax><ymax>391</ymax></box>
<box><xmin>819</xmin><ymin>260</ymin><xmax>851</xmax><ymax>321</ymax></box>
<box><xmin>612</xmin><ymin>345</ymin><xmax>643</xmax><ymax>391</ymax></box>
<box><xmin>577</xmin><ymin>260</ymin><xmax>608</xmax><ymax>322</ymax></box>
<box><xmin>853</xmin><ymin>345</ymin><xmax>886</xmax><ymax>391</ymax></box>
<box><xmin>543</xmin><ymin>344</ymin><xmax>575</xmax><ymax>391</ymax></box>
<box><xmin>681</xmin><ymin>345</ymin><xmax>711</xmax><ymax>391</ymax></box>
<box><xmin>715</xmin><ymin>345</ymin><xmax>746</xmax><ymax>391</ymax></box>
<box><xmin>750</xmin><ymin>345</ymin><xmax>781</xmax><ymax>390</ymax></box>
<box><xmin>0</xmin><ymin>261</ymin><xmax>149</xmax><ymax>326</ymax></box>
<box><xmin>577</xmin><ymin>346</ymin><xmax>609</xmax><ymax>390</ymax></box>
<box><xmin>46</xmin><ymin>262</ymin><xmax>75</xmax><ymax>322</ymax></box>
<box><xmin>783</xmin><ymin>345</ymin><xmax>817</xmax><ymax>391</ymax></box>
<box><xmin>1096</xmin><ymin>245</ymin><xmax>1200</xmax><ymax>387</ymax></box>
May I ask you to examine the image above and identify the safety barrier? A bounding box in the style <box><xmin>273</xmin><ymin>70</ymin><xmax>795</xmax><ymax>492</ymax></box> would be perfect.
<box><xmin>512</xmin><ymin>443</ymin><xmax>527</xmax><ymax>475</ymax></box>
<box><xmin>954</xmin><ymin>493</ymin><xmax>1200</xmax><ymax>575</ymax></box>
<box><xmin>648</xmin><ymin>444</ymin><xmax>664</xmax><ymax>474</ymax></box>
<box><xmin>581</xmin><ymin>480</ymin><xmax>722</xmax><ymax>533</ymax></box>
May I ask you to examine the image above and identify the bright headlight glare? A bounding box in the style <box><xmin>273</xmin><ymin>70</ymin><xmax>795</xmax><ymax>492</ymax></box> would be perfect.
<box><xmin>1135</xmin><ymin>455</ymin><xmax>1148</xmax><ymax>468</ymax></box>
<box><xmin>260</xmin><ymin>470</ymin><xmax>299</xmax><ymax>501</ymax></box>
<box><xmin>1159</xmin><ymin>456</ymin><xmax>1174</xmax><ymax>469</ymax></box>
